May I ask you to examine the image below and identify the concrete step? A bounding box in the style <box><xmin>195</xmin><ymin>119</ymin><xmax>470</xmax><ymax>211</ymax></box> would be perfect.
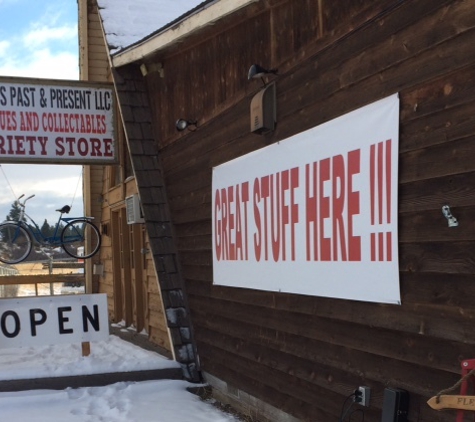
<box><xmin>0</xmin><ymin>325</ymin><xmax>183</xmax><ymax>392</ymax></box>
<box><xmin>0</xmin><ymin>367</ymin><xmax>183</xmax><ymax>392</ymax></box>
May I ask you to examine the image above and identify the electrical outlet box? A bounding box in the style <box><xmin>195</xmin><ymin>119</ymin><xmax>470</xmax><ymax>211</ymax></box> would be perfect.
<box><xmin>381</xmin><ymin>388</ymin><xmax>409</xmax><ymax>422</ymax></box>
<box><xmin>357</xmin><ymin>386</ymin><xmax>371</xmax><ymax>407</ymax></box>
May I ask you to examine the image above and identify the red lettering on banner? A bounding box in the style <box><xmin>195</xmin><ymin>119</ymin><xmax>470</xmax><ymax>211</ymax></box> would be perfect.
<box><xmin>305</xmin><ymin>150</ymin><xmax>362</xmax><ymax>262</ymax></box>
<box><xmin>41</xmin><ymin>113</ymin><xmax>106</xmax><ymax>134</ymax></box>
<box><xmin>386</xmin><ymin>139</ymin><xmax>392</xmax><ymax>224</ymax></box>
<box><xmin>0</xmin><ymin>110</ymin><xmax>17</xmax><ymax>131</ymax></box>
<box><xmin>332</xmin><ymin>154</ymin><xmax>346</xmax><ymax>261</ymax></box>
<box><xmin>214</xmin><ymin>190</ymin><xmax>222</xmax><ymax>260</ymax></box>
<box><xmin>55</xmin><ymin>137</ymin><xmax>113</xmax><ymax>157</ymax></box>
<box><xmin>0</xmin><ymin>135</ymin><xmax>48</xmax><ymax>156</ymax></box>
<box><xmin>378</xmin><ymin>142</ymin><xmax>384</xmax><ymax>225</ymax></box>
<box><xmin>271</xmin><ymin>174</ymin><xmax>281</xmax><ymax>262</ymax></box>
<box><xmin>347</xmin><ymin>149</ymin><xmax>361</xmax><ymax>261</ymax></box>
<box><xmin>290</xmin><ymin>167</ymin><xmax>299</xmax><ymax>260</ymax></box>
<box><xmin>319</xmin><ymin>158</ymin><xmax>331</xmax><ymax>261</ymax></box>
<box><xmin>261</xmin><ymin>175</ymin><xmax>270</xmax><ymax>261</ymax></box>
<box><xmin>235</xmin><ymin>182</ymin><xmax>249</xmax><ymax>260</ymax></box>
<box><xmin>227</xmin><ymin>186</ymin><xmax>235</xmax><ymax>260</ymax></box>
<box><xmin>214</xmin><ymin>182</ymin><xmax>250</xmax><ymax>261</ymax></box>
<box><xmin>281</xmin><ymin>170</ymin><xmax>289</xmax><ymax>260</ymax></box>
<box><xmin>253</xmin><ymin>178</ymin><xmax>261</xmax><ymax>261</ymax></box>
<box><xmin>19</xmin><ymin>111</ymin><xmax>39</xmax><ymax>131</ymax></box>
<box><xmin>369</xmin><ymin>139</ymin><xmax>393</xmax><ymax>261</ymax></box>
<box><xmin>252</xmin><ymin>168</ymin><xmax>299</xmax><ymax>262</ymax></box>
<box><xmin>220</xmin><ymin>188</ymin><xmax>228</xmax><ymax>259</ymax></box>
<box><xmin>215</xmin><ymin>152</ymin><xmax>365</xmax><ymax>263</ymax></box>
<box><xmin>306</xmin><ymin>162</ymin><xmax>318</xmax><ymax>260</ymax></box>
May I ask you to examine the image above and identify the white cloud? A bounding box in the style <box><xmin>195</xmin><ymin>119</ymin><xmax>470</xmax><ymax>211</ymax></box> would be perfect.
<box><xmin>23</xmin><ymin>24</ymin><xmax>77</xmax><ymax>48</ymax></box>
<box><xmin>0</xmin><ymin>5</ymin><xmax>78</xmax><ymax>80</ymax></box>
<box><xmin>0</xmin><ymin>164</ymin><xmax>83</xmax><ymax>224</ymax></box>
<box><xmin>0</xmin><ymin>41</ymin><xmax>9</xmax><ymax>57</ymax></box>
<box><xmin>0</xmin><ymin>49</ymin><xmax>78</xmax><ymax>80</ymax></box>
<box><xmin>0</xmin><ymin>47</ymin><xmax>79</xmax><ymax>80</ymax></box>
<box><xmin>0</xmin><ymin>1</ymin><xmax>83</xmax><ymax>224</ymax></box>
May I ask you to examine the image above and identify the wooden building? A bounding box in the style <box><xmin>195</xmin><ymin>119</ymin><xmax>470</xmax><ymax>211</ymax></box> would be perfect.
<box><xmin>77</xmin><ymin>0</ymin><xmax>173</xmax><ymax>355</ymax></box>
<box><xmin>90</xmin><ymin>0</ymin><xmax>475</xmax><ymax>420</ymax></box>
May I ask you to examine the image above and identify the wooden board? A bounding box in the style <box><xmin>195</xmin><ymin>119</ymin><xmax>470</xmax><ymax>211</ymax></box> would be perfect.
<box><xmin>428</xmin><ymin>395</ymin><xmax>475</xmax><ymax>411</ymax></box>
<box><xmin>115</xmin><ymin>0</ymin><xmax>475</xmax><ymax>419</ymax></box>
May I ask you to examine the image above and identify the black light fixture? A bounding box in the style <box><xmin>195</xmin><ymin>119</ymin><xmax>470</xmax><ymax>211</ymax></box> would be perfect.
<box><xmin>175</xmin><ymin>119</ymin><xmax>198</xmax><ymax>132</ymax></box>
<box><xmin>248</xmin><ymin>64</ymin><xmax>278</xmax><ymax>85</ymax></box>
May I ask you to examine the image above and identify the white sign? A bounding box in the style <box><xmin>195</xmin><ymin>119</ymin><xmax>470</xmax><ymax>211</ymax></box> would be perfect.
<box><xmin>212</xmin><ymin>94</ymin><xmax>400</xmax><ymax>304</ymax></box>
<box><xmin>0</xmin><ymin>294</ymin><xmax>109</xmax><ymax>348</ymax></box>
<box><xmin>0</xmin><ymin>76</ymin><xmax>116</xmax><ymax>164</ymax></box>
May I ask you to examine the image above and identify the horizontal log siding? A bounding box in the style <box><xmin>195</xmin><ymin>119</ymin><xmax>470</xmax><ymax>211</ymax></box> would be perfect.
<box><xmin>139</xmin><ymin>0</ymin><xmax>473</xmax><ymax>420</ymax></box>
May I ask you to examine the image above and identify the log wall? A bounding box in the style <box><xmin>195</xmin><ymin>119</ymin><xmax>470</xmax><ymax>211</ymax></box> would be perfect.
<box><xmin>125</xmin><ymin>0</ymin><xmax>475</xmax><ymax>420</ymax></box>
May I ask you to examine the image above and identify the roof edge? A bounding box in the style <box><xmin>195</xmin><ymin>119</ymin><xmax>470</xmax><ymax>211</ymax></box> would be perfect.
<box><xmin>111</xmin><ymin>0</ymin><xmax>260</xmax><ymax>68</ymax></box>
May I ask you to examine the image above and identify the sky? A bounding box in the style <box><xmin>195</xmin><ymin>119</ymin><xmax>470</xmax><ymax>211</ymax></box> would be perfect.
<box><xmin>0</xmin><ymin>0</ymin><xmax>206</xmax><ymax>226</ymax></box>
<box><xmin>0</xmin><ymin>0</ymin><xmax>82</xmax><ymax>225</ymax></box>
<box><xmin>0</xmin><ymin>2</ymin><xmax>242</xmax><ymax>420</ymax></box>
<box><xmin>0</xmin><ymin>326</ymin><xmax>240</xmax><ymax>422</ymax></box>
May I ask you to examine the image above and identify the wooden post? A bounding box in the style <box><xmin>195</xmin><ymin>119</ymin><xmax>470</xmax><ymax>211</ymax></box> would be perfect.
<box><xmin>81</xmin><ymin>342</ymin><xmax>91</xmax><ymax>357</ymax></box>
<box><xmin>48</xmin><ymin>256</ymin><xmax>54</xmax><ymax>295</ymax></box>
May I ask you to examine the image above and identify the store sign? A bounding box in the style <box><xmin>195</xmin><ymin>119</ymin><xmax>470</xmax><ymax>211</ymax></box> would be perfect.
<box><xmin>0</xmin><ymin>294</ymin><xmax>109</xmax><ymax>348</ymax></box>
<box><xmin>212</xmin><ymin>94</ymin><xmax>400</xmax><ymax>304</ymax></box>
<box><xmin>0</xmin><ymin>76</ymin><xmax>117</xmax><ymax>164</ymax></box>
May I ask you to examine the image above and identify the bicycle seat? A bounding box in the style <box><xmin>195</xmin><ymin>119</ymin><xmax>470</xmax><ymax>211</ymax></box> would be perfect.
<box><xmin>56</xmin><ymin>205</ymin><xmax>71</xmax><ymax>214</ymax></box>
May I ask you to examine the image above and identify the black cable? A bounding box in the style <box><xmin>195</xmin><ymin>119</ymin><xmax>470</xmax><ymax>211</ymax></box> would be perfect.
<box><xmin>338</xmin><ymin>393</ymin><xmax>356</xmax><ymax>422</ymax></box>
<box><xmin>349</xmin><ymin>408</ymin><xmax>365</xmax><ymax>422</ymax></box>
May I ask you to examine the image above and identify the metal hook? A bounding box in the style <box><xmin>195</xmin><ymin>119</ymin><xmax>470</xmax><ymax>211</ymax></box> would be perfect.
<box><xmin>442</xmin><ymin>205</ymin><xmax>458</xmax><ymax>227</ymax></box>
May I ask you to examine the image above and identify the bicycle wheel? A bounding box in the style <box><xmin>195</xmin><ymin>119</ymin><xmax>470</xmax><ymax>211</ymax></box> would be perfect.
<box><xmin>61</xmin><ymin>219</ymin><xmax>101</xmax><ymax>259</ymax></box>
<box><xmin>0</xmin><ymin>223</ymin><xmax>32</xmax><ymax>264</ymax></box>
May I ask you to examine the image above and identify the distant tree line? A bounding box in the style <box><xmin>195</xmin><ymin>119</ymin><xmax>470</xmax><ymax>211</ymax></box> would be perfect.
<box><xmin>4</xmin><ymin>200</ymin><xmax>71</xmax><ymax>261</ymax></box>
<box><xmin>5</xmin><ymin>200</ymin><xmax>67</xmax><ymax>241</ymax></box>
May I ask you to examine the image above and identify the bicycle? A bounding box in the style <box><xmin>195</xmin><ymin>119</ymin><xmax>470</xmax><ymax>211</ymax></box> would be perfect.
<box><xmin>0</xmin><ymin>194</ymin><xmax>101</xmax><ymax>265</ymax></box>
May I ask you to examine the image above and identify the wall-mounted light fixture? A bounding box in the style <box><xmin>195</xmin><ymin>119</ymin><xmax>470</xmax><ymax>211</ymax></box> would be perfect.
<box><xmin>175</xmin><ymin>119</ymin><xmax>198</xmax><ymax>132</ymax></box>
<box><xmin>248</xmin><ymin>64</ymin><xmax>278</xmax><ymax>86</ymax></box>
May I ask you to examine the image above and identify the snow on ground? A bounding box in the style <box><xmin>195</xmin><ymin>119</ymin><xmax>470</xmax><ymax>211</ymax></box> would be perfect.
<box><xmin>0</xmin><ymin>380</ymin><xmax>240</xmax><ymax>422</ymax></box>
<box><xmin>0</xmin><ymin>333</ymin><xmax>241</xmax><ymax>421</ymax></box>
<box><xmin>0</xmin><ymin>333</ymin><xmax>179</xmax><ymax>380</ymax></box>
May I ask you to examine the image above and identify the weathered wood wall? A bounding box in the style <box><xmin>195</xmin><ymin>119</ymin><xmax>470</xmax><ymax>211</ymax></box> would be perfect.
<box><xmin>79</xmin><ymin>0</ymin><xmax>172</xmax><ymax>355</ymax></box>
<box><xmin>135</xmin><ymin>0</ymin><xmax>475</xmax><ymax>420</ymax></box>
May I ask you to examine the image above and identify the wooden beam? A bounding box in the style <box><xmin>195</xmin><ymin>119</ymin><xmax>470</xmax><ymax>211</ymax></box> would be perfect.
<box><xmin>0</xmin><ymin>274</ymin><xmax>84</xmax><ymax>286</ymax></box>
<box><xmin>112</xmin><ymin>0</ymin><xmax>260</xmax><ymax>67</ymax></box>
<box><xmin>41</xmin><ymin>262</ymin><xmax>85</xmax><ymax>269</ymax></box>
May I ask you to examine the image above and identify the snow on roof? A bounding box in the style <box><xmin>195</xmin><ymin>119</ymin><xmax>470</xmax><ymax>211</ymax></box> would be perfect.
<box><xmin>97</xmin><ymin>0</ymin><xmax>212</xmax><ymax>54</ymax></box>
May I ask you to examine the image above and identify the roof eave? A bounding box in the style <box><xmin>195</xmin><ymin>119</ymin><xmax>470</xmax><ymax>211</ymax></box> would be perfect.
<box><xmin>111</xmin><ymin>0</ymin><xmax>259</xmax><ymax>68</ymax></box>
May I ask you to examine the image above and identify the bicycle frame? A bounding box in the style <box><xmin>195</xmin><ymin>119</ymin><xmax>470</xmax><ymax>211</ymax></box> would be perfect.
<box><xmin>15</xmin><ymin>195</ymin><xmax>91</xmax><ymax>248</ymax></box>
<box><xmin>0</xmin><ymin>194</ymin><xmax>101</xmax><ymax>264</ymax></box>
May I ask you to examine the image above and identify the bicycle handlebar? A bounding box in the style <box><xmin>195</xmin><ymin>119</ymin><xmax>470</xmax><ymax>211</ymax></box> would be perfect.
<box><xmin>18</xmin><ymin>194</ymin><xmax>35</xmax><ymax>206</ymax></box>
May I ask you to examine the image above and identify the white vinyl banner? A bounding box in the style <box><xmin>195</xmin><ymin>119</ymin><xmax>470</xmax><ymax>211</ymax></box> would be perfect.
<box><xmin>0</xmin><ymin>76</ymin><xmax>116</xmax><ymax>164</ymax></box>
<box><xmin>212</xmin><ymin>94</ymin><xmax>400</xmax><ymax>304</ymax></box>
<box><xmin>0</xmin><ymin>294</ymin><xmax>109</xmax><ymax>348</ymax></box>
